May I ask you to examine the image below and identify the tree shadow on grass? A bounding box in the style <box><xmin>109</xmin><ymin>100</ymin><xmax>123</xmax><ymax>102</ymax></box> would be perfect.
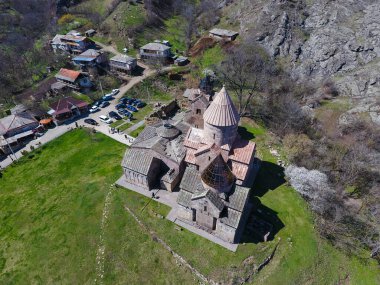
<box><xmin>238</xmin><ymin>126</ymin><xmax>255</xmax><ymax>141</ymax></box>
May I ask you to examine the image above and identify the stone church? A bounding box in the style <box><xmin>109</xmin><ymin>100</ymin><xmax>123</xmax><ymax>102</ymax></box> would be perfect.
<box><xmin>122</xmin><ymin>86</ymin><xmax>259</xmax><ymax>244</ymax></box>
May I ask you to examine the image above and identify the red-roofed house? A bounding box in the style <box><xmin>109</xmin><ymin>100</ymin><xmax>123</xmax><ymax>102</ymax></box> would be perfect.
<box><xmin>55</xmin><ymin>68</ymin><xmax>93</xmax><ymax>90</ymax></box>
<box><xmin>49</xmin><ymin>96</ymin><xmax>89</xmax><ymax>125</ymax></box>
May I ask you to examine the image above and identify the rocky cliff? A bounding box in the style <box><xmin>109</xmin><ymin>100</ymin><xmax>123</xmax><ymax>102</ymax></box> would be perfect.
<box><xmin>225</xmin><ymin>0</ymin><xmax>380</xmax><ymax>125</ymax></box>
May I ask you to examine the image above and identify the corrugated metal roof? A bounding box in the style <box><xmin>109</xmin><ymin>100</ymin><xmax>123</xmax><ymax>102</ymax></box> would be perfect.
<box><xmin>0</xmin><ymin>113</ymin><xmax>38</xmax><ymax>135</ymax></box>
<box><xmin>110</xmin><ymin>54</ymin><xmax>136</xmax><ymax>64</ymax></box>
<box><xmin>203</xmin><ymin>86</ymin><xmax>240</xmax><ymax>126</ymax></box>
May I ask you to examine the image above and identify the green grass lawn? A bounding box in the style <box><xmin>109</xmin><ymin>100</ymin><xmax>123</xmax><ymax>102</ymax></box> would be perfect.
<box><xmin>128</xmin><ymin>124</ymin><xmax>145</xmax><ymax>137</ymax></box>
<box><xmin>0</xmin><ymin>129</ymin><xmax>195</xmax><ymax>284</ymax></box>
<box><xmin>1</xmin><ymin>125</ymin><xmax>379</xmax><ymax>284</ymax></box>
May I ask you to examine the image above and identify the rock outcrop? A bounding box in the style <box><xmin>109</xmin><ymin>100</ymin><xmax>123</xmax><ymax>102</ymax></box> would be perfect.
<box><xmin>225</xmin><ymin>0</ymin><xmax>380</xmax><ymax>124</ymax></box>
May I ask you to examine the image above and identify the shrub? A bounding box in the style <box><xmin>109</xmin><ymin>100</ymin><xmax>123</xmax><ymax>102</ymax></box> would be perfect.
<box><xmin>58</xmin><ymin>14</ymin><xmax>75</xmax><ymax>25</ymax></box>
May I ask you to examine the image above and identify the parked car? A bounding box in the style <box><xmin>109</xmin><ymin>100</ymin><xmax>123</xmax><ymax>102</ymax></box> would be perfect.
<box><xmin>93</xmin><ymin>100</ymin><xmax>102</xmax><ymax>107</ymax></box>
<box><xmin>109</xmin><ymin>111</ymin><xmax>122</xmax><ymax>120</ymax></box>
<box><xmin>84</xmin><ymin>118</ymin><xmax>99</xmax><ymax>126</ymax></box>
<box><xmin>118</xmin><ymin>109</ymin><xmax>132</xmax><ymax>118</ymax></box>
<box><xmin>102</xmin><ymin>94</ymin><xmax>114</xmax><ymax>101</ymax></box>
<box><xmin>112</xmin><ymin>89</ymin><xmax>120</xmax><ymax>95</ymax></box>
<box><xmin>99</xmin><ymin>101</ymin><xmax>110</xmax><ymax>108</ymax></box>
<box><xmin>126</xmin><ymin>105</ymin><xmax>138</xmax><ymax>112</ymax></box>
<box><xmin>99</xmin><ymin>115</ymin><xmax>113</xmax><ymax>124</ymax></box>
<box><xmin>89</xmin><ymin>106</ymin><xmax>100</xmax><ymax>113</ymax></box>
<box><xmin>119</xmin><ymin>97</ymin><xmax>128</xmax><ymax>103</ymax></box>
<box><xmin>136</xmin><ymin>102</ymin><xmax>146</xmax><ymax>108</ymax></box>
<box><xmin>115</xmin><ymin>103</ymin><xmax>127</xmax><ymax>110</ymax></box>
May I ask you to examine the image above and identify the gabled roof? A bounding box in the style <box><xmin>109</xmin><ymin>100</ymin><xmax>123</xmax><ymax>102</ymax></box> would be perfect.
<box><xmin>180</xmin><ymin>167</ymin><xmax>204</xmax><ymax>194</ymax></box>
<box><xmin>191</xmin><ymin>189</ymin><xmax>225</xmax><ymax>212</ymax></box>
<box><xmin>50</xmin><ymin>96</ymin><xmax>89</xmax><ymax>115</ymax></box>
<box><xmin>73</xmin><ymin>49</ymin><xmax>101</xmax><ymax>62</ymax></box>
<box><xmin>122</xmin><ymin>148</ymin><xmax>156</xmax><ymax>175</ymax></box>
<box><xmin>0</xmin><ymin>112</ymin><xmax>38</xmax><ymax>135</ymax></box>
<box><xmin>203</xmin><ymin>86</ymin><xmax>240</xmax><ymax>126</ymax></box>
<box><xmin>110</xmin><ymin>54</ymin><xmax>136</xmax><ymax>64</ymax></box>
<box><xmin>141</xmin><ymin>42</ymin><xmax>171</xmax><ymax>51</ymax></box>
<box><xmin>55</xmin><ymin>68</ymin><xmax>81</xmax><ymax>83</ymax></box>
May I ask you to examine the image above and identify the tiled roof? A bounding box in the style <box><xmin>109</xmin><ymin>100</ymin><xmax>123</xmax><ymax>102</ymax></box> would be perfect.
<box><xmin>220</xmin><ymin>208</ymin><xmax>242</xmax><ymax>229</ymax></box>
<box><xmin>132</xmin><ymin>126</ymin><xmax>158</xmax><ymax>146</ymax></box>
<box><xmin>203</xmin><ymin>86</ymin><xmax>240</xmax><ymax>126</ymax></box>
<box><xmin>229</xmin><ymin>139</ymin><xmax>256</xmax><ymax>164</ymax></box>
<box><xmin>50</xmin><ymin>96</ymin><xmax>89</xmax><ymax>115</ymax></box>
<box><xmin>122</xmin><ymin>148</ymin><xmax>155</xmax><ymax>175</ymax></box>
<box><xmin>0</xmin><ymin>112</ymin><xmax>37</xmax><ymax>135</ymax></box>
<box><xmin>177</xmin><ymin>190</ymin><xmax>193</xmax><ymax>208</ymax></box>
<box><xmin>230</xmin><ymin>161</ymin><xmax>249</xmax><ymax>180</ymax></box>
<box><xmin>55</xmin><ymin>68</ymin><xmax>81</xmax><ymax>83</ymax></box>
<box><xmin>191</xmin><ymin>189</ymin><xmax>225</xmax><ymax>211</ymax></box>
<box><xmin>180</xmin><ymin>167</ymin><xmax>204</xmax><ymax>194</ymax></box>
<box><xmin>227</xmin><ymin>185</ymin><xmax>250</xmax><ymax>212</ymax></box>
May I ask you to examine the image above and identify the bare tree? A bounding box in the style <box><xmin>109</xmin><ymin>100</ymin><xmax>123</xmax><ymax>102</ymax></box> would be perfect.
<box><xmin>216</xmin><ymin>43</ymin><xmax>273</xmax><ymax>116</ymax></box>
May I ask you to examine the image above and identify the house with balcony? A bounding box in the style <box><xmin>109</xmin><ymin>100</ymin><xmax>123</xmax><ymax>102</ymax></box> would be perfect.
<box><xmin>51</xmin><ymin>33</ymin><xmax>95</xmax><ymax>54</ymax></box>
<box><xmin>54</xmin><ymin>68</ymin><xmax>93</xmax><ymax>91</ymax></box>
<box><xmin>109</xmin><ymin>54</ymin><xmax>137</xmax><ymax>74</ymax></box>
<box><xmin>139</xmin><ymin>42</ymin><xmax>171</xmax><ymax>62</ymax></box>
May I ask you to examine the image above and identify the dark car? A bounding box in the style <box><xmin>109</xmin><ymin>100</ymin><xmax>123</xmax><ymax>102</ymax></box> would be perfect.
<box><xmin>109</xmin><ymin>111</ymin><xmax>122</xmax><ymax>120</ymax></box>
<box><xmin>99</xmin><ymin>101</ymin><xmax>110</xmax><ymax>108</ymax></box>
<box><xmin>136</xmin><ymin>102</ymin><xmax>146</xmax><ymax>108</ymax></box>
<box><xmin>115</xmin><ymin>103</ymin><xmax>127</xmax><ymax>110</ymax></box>
<box><xmin>118</xmin><ymin>109</ymin><xmax>133</xmax><ymax>118</ymax></box>
<box><xmin>93</xmin><ymin>100</ymin><xmax>102</xmax><ymax>107</ymax></box>
<box><xmin>84</xmin><ymin>118</ymin><xmax>98</xmax><ymax>126</ymax></box>
<box><xmin>126</xmin><ymin>105</ymin><xmax>138</xmax><ymax>112</ymax></box>
<box><xmin>119</xmin><ymin>97</ymin><xmax>129</xmax><ymax>104</ymax></box>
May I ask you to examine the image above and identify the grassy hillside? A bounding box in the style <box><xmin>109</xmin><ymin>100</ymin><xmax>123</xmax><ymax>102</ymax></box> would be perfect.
<box><xmin>1</xmin><ymin>126</ymin><xmax>377</xmax><ymax>284</ymax></box>
<box><xmin>0</xmin><ymin>129</ymin><xmax>195</xmax><ymax>284</ymax></box>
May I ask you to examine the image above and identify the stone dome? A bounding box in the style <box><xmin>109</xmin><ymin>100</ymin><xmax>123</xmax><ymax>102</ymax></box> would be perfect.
<box><xmin>203</xmin><ymin>86</ymin><xmax>240</xmax><ymax>127</ymax></box>
<box><xmin>157</xmin><ymin>123</ymin><xmax>181</xmax><ymax>139</ymax></box>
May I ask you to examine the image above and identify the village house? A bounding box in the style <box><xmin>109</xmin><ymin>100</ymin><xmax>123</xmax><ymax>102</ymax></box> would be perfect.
<box><xmin>54</xmin><ymin>68</ymin><xmax>93</xmax><ymax>91</ymax></box>
<box><xmin>0</xmin><ymin>112</ymin><xmax>40</xmax><ymax>154</ymax></box>
<box><xmin>121</xmin><ymin>86</ymin><xmax>258</xmax><ymax>244</ymax></box>
<box><xmin>51</xmin><ymin>33</ymin><xmax>95</xmax><ymax>54</ymax></box>
<box><xmin>48</xmin><ymin>96</ymin><xmax>89</xmax><ymax>125</ymax></box>
<box><xmin>109</xmin><ymin>54</ymin><xmax>137</xmax><ymax>74</ymax></box>
<box><xmin>139</xmin><ymin>42</ymin><xmax>171</xmax><ymax>61</ymax></box>
<box><xmin>85</xmin><ymin>29</ymin><xmax>96</xmax><ymax>37</ymax></box>
<box><xmin>209</xmin><ymin>28</ymin><xmax>239</xmax><ymax>42</ymax></box>
<box><xmin>72</xmin><ymin>49</ymin><xmax>107</xmax><ymax>68</ymax></box>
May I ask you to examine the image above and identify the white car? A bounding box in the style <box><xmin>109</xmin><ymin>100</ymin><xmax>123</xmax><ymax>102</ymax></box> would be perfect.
<box><xmin>112</xmin><ymin>89</ymin><xmax>120</xmax><ymax>95</ymax></box>
<box><xmin>99</xmin><ymin>115</ymin><xmax>113</xmax><ymax>124</ymax></box>
<box><xmin>89</xmin><ymin>106</ymin><xmax>100</xmax><ymax>113</ymax></box>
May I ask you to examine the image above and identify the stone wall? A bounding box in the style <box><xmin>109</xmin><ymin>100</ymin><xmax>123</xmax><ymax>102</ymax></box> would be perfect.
<box><xmin>204</xmin><ymin>122</ymin><xmax>238</xmax><ymax>147</ymax></box>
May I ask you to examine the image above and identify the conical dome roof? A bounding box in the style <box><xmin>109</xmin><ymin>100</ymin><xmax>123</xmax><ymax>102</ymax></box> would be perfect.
<box><xmin>203</xmin><ymin>86</ymin><xmax>240</xmax><ymax>126</ymax></box>
<box><xmin>201</xmin><ymin>154</ymin><xmax>235</xmax><ymax>193</ymax></box>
